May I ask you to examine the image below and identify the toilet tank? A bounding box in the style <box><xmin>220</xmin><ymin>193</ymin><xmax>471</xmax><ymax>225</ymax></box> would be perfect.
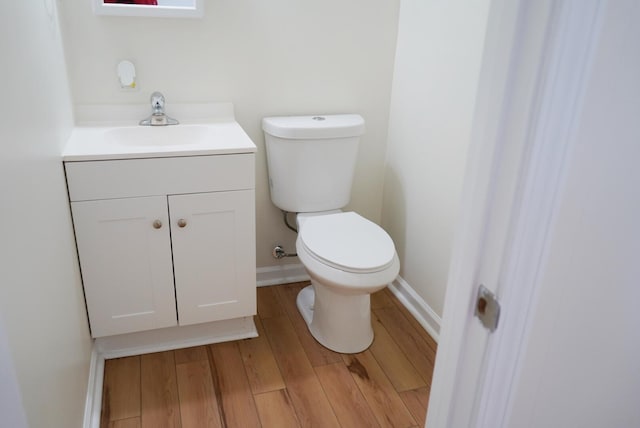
<box><xmin>262</xmin><ymin>114</ymin><xmax>365</xmax><ymax>213</ymax></box>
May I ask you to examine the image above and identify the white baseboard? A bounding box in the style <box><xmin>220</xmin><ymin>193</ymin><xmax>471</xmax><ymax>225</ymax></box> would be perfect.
<box><xmin>95</xmin><ymin>317</ymin><xmax>257</xmax><ymax>359</ymax></box>
<box><xmin>256</xmin><ymin>263</ymin><xmax>309</xmax><ymax>287</ymax></box>
<box><xmin>388</xmin><ymin>276</ymin><xmax>441</xmax><ymax>343</ymax></box>
<box><xmin>83</xmin><ymin>345</ymin><xmax>104</xmax><ymax>428</ymax></box>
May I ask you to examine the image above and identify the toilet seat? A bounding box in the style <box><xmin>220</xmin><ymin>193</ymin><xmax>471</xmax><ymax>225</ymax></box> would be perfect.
<box><xmin>295</xmin><ymin>211</ymin><xmax>400</xmax><ymax>352</ymax></box>
<box><xmin>298</xmin><ymin>212</ymin><xmax>396</xmax><ymax>273</ymax></box>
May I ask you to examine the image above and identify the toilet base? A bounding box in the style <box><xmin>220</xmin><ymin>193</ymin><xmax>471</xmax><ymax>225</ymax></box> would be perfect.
<box><xmin>296</xmin><ymin>284</ymin><xmax>315</xmax><ymax>326</ymax></box>
<box><xmin>296</xmin><ymin>283</ymin><xmax>374</xmax><ymax>354</ymax></box>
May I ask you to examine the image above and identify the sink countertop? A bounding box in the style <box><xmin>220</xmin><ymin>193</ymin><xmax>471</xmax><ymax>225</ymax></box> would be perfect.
<box><xmin>63</xmin><ymin>103</ymin><xmax>257</xmax><ymax>161</ymax></box>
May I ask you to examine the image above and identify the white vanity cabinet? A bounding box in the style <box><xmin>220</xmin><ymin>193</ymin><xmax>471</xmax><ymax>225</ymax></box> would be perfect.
<box><xmin>65</xmin><ymin>154</ymin><xmax>256</xmax><ymax>338</ymax></box>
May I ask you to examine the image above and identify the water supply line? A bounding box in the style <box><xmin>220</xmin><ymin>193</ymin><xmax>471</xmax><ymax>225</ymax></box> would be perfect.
<box><xmin>272</xmin><ymin>210</ymin><xmax>298</xmax><ymax>259</ymax></box>
<box><xmin>283</xmin><ymin>210</ymin><xmax>298</xmax><ymax>233</ymax></box>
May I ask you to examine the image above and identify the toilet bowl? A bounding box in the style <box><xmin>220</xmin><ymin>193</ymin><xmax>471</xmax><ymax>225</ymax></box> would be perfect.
<box><xmin>295</xmin><ymin>211</ymin><xmax>400</xmax><ymax>353</ymax></box>
<box><xmin>262</xmin><ymin>114</ymin><xmax>400</xmax><ymax>353</ymax></box>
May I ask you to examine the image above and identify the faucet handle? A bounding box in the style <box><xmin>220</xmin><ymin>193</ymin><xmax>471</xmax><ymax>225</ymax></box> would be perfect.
<box><xmin>140</xmin><ymin>91</ymin><xmax>178</xmax><ymax>126</ymax></box>
<box><xmin>150</xmin><ymin>91</ymin><xmax>165</xmax><ymax>114</ymax></box>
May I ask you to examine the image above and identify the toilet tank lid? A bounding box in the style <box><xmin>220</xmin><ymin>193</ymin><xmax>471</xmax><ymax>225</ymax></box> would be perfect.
<box><xmin>262</xmin><ymin>114</ymin><xmax>365</xmax><ymax>139</ymax></box>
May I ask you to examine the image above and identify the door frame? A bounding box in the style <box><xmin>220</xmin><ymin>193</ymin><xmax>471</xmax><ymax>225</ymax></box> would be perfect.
<box><xmin>426</xmin><ymin>1</ymin><xmax>606</xmax><ymax>427</ymax></box>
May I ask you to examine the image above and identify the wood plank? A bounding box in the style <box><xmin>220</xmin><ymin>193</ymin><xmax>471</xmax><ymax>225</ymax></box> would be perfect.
<box><xmin>386</xmin><ymin>288</ymin><xmax>438</xmax><ymax>353</ymax></box>
<box><xmin>262</xmin><ymin>315</ymin><xmax>340</xmax><ymax>427</ymax></box>
<box><xmin>176</xmin><ymin>360</ymin><xmax>222</xmax><ymax>428</ymax></box>
<box><xmin>140</xmin><ymin>351</ymin><xmax>181</xmax><ymax>428</ymax></box>
<box><xmin>108</xmin><ymin>417</ymin><xmax>141</xmax><ymax>428</ymax></box>
<box><xmin>374</xmin><ymin>306</ymin><xmax>436</xmax><ymax>385</ymax></box>
<box><xmin>174</xmin><ymin>345</ymin><xmax>208</xmax><ymax>364</ymax></box>
<box><xmin>343</xmin><ymin>351</ymin><xmax>416</xmax><ymax>428</ymax></box>
<box><xmin>371</xmin><ymin>288</ymin><xmax>395</xmax><ymax>309</ymax></box>
<box><xmin>274</xmin><ymin>282</ymin><xmax>342</xmax><ymax>367</ymax></box>
<box><xmin>370</xmin><ymin>312</ymin><xmax>427</xmax><ymax>392</ymax></box>
<box><xmin>102</xmin><ymin>356</ymin><xmax>141</xmax><ymax>423</ymax></box>
<box><xmin>238</xmin><ymin>317</ymin><xmax>286</xmax><ymax>394</ymax></box>
<box><xmin>315</xmin><ymin>362</ymin><xmax>380</xmax><ymax>428</ymax></box>
<box><xmin>208</xmin><ymin>342</ymin><xmax>261</xmax><ymax>427</ymax></box>
<box><xmin>254</xmin><ymin>389</ymin><xmax>300</xmax><ymax>428</ymax></box>
<box><xmin>399</xmin><ymin>387</ymin><xmax>430</xmax><ymax>428</ymax></box>
<box><xmin>257</xmin><ymin>286</ymin><xmax>287</xmax><ymax>318</ymax></box>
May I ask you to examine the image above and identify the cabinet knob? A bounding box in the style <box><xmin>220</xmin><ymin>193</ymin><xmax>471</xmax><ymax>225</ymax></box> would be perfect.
<box><xmin>152</xmin><ymin>219</ymin><xmax>162</xmax><ymax>229</ymax></box>
<box><xmin>177</xmin><ymin>218</ymin><xmax>187</xmax><ymax>228</ymax></box>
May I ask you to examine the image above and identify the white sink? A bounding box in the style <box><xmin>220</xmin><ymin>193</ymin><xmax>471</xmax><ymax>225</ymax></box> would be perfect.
<box><xmin>105</xmin><ymin>125</ymin><xmax>213</xmax><ymax>147</ymax></box>
<box><xmin>62</xmin><ymin>103</ymin><xmax>256</xmax><ymax>161</ymax></box>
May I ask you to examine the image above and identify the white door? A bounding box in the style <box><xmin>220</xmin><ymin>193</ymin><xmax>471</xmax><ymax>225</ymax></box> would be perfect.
<box><xmin>169</xmin><ymin>190</ymin><xmax>256</xmax><ymax>326</ymax></box>
<box><xmin>428</xmin><ymin>1</ymin><xmax>640</xmax><ymax>427</ymax></box>
<box><xmin>71</xmin><ymin>196</ymin><xmax>177</xmax><ymax>337</ymax></box>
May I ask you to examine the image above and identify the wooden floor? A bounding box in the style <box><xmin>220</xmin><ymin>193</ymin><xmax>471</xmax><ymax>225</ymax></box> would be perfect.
<box><xmin>100</xmin><ymin>282</ymin><xmax>437</xmax><ymax>428</ymax></box>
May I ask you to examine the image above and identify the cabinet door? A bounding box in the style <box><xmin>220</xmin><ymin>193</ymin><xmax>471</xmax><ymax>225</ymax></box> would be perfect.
<box><xmin>71</xmin><ymin>196</ymin><xmax>177</xmax><ymax>337</ymax></box>
<box><xmin>169</xmin><ymin>190</ymin><xmax>256</xmax><ymax>326</ymax></box>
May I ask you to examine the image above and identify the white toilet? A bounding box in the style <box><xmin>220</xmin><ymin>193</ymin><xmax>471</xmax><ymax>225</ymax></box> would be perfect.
<box><xmin>263</xmin><ymin>114</ymin><xmax>400</xmax><ymax>353</ymax></box>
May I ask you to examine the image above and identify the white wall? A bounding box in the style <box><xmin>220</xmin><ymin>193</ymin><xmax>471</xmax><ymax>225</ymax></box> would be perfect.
<box><xmin>58</xmin><ymin>0</ymin><xmax>401</xmax><ymax>268</ymax></box>
<box><xmin>382</xmin><ymin>1</ymin><xmax>490</xmax><ymax>316</ymax></box>
<box><xmin>0</xmin><ymin>317</ymin><xmax>28</xmax><ymax>428</ymax></box>
<box><xmin>0</xmin><ymin>2</ymin><xmax>93</xmax><ymax>427</ymax></box>
<box><xmin>506</xmin><ymin>2</ymin><xmax>640</xmax><ymax>425</ymax></box>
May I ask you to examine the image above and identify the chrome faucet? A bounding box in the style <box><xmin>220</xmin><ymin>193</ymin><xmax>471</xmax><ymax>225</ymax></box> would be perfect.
<box><xmin>140</xmin><ymin>91</ymin><xmax>179</xmax><ymax>126</ymax></box>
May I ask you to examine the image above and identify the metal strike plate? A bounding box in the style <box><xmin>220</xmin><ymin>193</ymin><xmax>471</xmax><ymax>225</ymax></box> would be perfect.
<box><xmin>475</xmin><ymin>284</ymin><xmax>500</xmax><ymax>332</ymax></box>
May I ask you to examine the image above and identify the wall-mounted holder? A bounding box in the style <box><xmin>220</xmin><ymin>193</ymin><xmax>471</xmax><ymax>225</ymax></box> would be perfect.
<box><xmin>117</xmin><ymin>60</ymin><xmax>137</xmax><ymax>91</ymax></box>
